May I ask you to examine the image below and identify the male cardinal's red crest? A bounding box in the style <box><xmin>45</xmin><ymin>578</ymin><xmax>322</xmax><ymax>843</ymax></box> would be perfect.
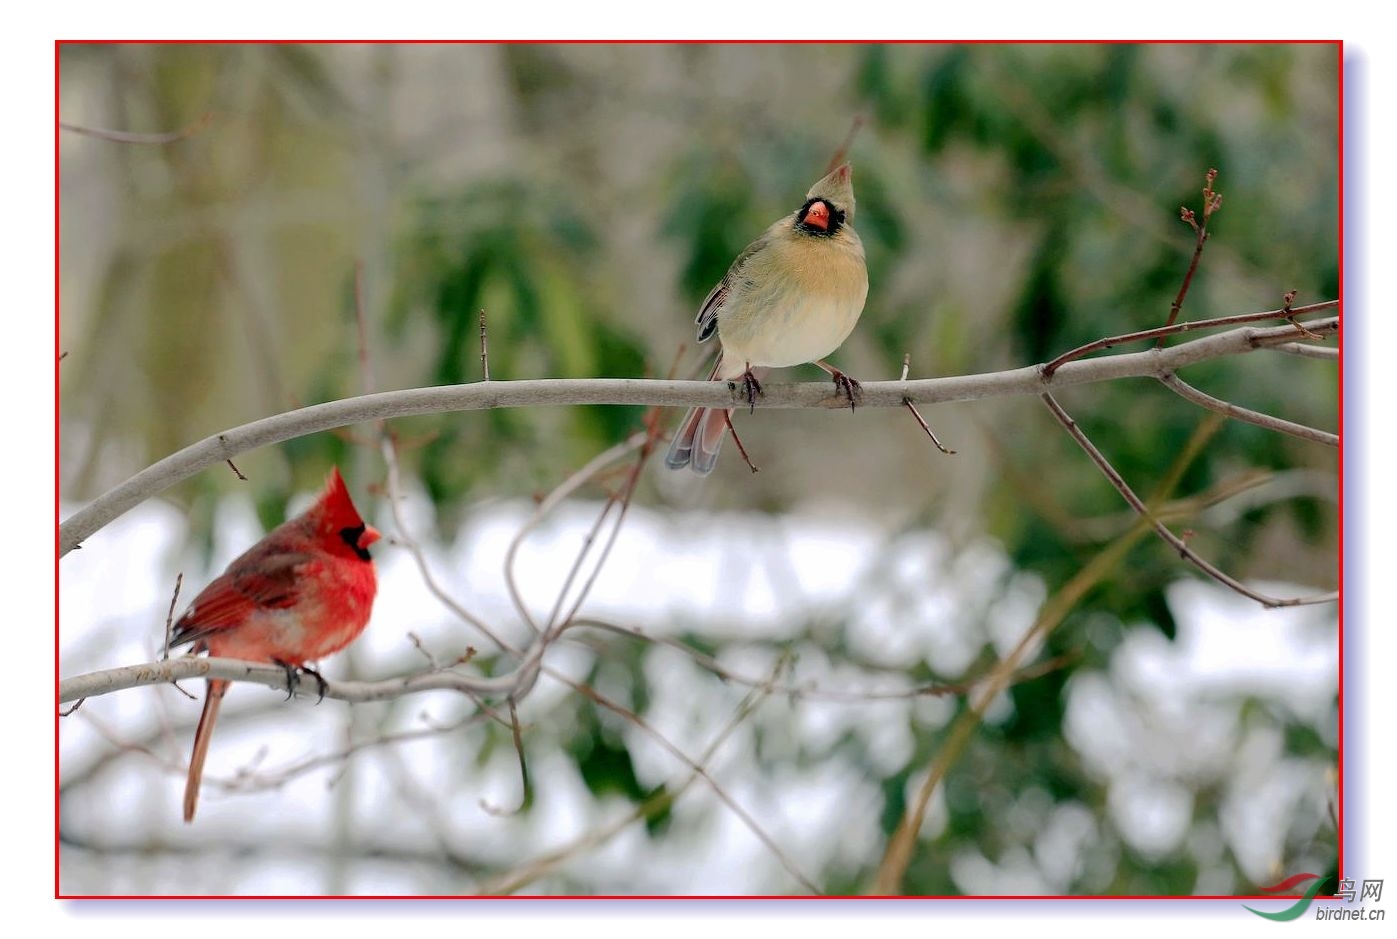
<box><xmin>171</xmin><ymin>467</ymin><xmax>380</xmax><ymax>822</ymax></box>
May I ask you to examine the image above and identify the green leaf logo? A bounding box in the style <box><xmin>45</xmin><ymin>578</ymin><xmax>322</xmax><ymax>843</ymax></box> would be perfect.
<box><xmin>1243</xmin><ymin>873</ymin><xmax>1330</xmax><ymax>921</ymax></box>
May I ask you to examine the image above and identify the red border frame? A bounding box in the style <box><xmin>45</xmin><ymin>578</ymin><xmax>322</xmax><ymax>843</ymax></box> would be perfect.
<box><xmin>51</xmin><ymin>38</ymin><xmax>1341</xmax><ymax>899</ymax></box>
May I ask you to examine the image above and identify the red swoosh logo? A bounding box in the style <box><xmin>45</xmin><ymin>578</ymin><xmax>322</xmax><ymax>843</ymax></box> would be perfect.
<box><xmin>1258</xmin><ymin>873</ymin><xmax>1322</xmax><ymax>893</ymax></box>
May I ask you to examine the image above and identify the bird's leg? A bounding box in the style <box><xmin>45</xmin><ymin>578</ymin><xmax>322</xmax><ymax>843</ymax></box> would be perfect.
<box><xmin>272</xmin><ymin>659</ymin><xmax>329</xmax><ymax>703</ymax></box>
<box><xmin>272</xmin><ymin>658</ymin><xmax>299</xmax><ymax>701</ymax></box>
<box><xmin>726</xmin><ymin>364</ymin><xmax>765</xmax><ymax>415</ymax></box>
<box><xmin>299</xmin><ymin>663</ymin><xmax>330</xmax><ymax>705</ymax></box>
<box><xmin>740</xmin><ymin>364</ymin><xmax>763</xmax><ymax>414</ymax></box>
<box><xmin>814</xmin><ymin>360</ymin><xmax>862</xmax><ymax>411</ymax></box>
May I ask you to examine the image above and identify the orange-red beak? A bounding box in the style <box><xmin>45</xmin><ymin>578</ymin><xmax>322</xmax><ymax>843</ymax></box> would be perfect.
<box><xmin>361</xmin><ymin>525</ymin><xmax>382</xmax><ymax>549</ymax></box>
<box><xmin>805</xmin><ymin>201</ymin><xmax>830</xmax><ymax>230</ymax></box>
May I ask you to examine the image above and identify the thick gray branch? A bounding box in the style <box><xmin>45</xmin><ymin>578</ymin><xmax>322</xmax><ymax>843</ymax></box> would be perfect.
<box><xmin>59</xmin><ymin>316</ymin><xmax>1336</xmax><ymax>556</ymax></box>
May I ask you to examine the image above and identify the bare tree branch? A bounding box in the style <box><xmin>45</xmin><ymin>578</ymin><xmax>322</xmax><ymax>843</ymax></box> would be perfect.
<box><xmin>545</xmin><ymin>663</ymin><xmax>821</xmax><ymax>894</ymax></box>
<box><xmin>1040</xmin><ymin>392</ymin><xmax>1335</xmax><ymax>609</ymax></box>
<box><xmin>59</xmin><ymin>112</ymin><xmax>212</xmax><ymax>144</ymax></box>
<box><xmin>1160</xmin><ymin>168</ymin><xmax>1224</xmax><ymax>338</ymax></box>
<box><xmin>868</xmin><ymin>414</ymin><xmax>1230</xmax><ymax>895</ymax></box>
<box><xmin>1271</xmin><ymin>341</ymin><xmax>1338</xmax><ymax>361</ymax></box>
<box><xmin>59</xmin><ymin>655</ymin><xmax>521</xmax><ymax>706</ymax></box>
<box><xmin>476</xmin><ymin>654</ymin><xmax>788</xmax><ymax>895</ymax></box>
<box><xmin>1159</xmin><ymin>372</ymin><xmax>1338</xmax><ymax>447</ymax></box>
<box><xmin>1041</xmin><ymin>301</ymin><xmax>1336</xmax><ymax>377</ymax></box>
<box><xmin>59</xmin><ymin>313</ymin><xmax>1337</xmax><ymax>556</ymax></box>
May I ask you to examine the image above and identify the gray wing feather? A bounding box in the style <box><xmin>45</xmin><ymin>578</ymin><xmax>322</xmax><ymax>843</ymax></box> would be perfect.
<box><xmin>694</xmin><ymin>236</ymin><xmax>765</xmax><ymax>343</ymax></box>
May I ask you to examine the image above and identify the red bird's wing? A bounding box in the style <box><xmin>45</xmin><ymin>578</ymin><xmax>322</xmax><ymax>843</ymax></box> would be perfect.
<box><xmin>170</xmin><ymin>548</ymin><xmax>314</xmax><ymax>649</ymax></box>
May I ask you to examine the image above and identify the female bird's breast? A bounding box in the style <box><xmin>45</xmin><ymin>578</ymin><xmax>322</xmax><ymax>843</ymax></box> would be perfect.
<box><xmin>716</xmin><ymin>228</ymin><xmax>868</xmax><ymax>371</ymax></box>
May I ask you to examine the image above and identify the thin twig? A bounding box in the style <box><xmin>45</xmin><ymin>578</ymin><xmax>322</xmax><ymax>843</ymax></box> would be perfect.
<box><xmin>1159</xmin><ymin>373</ymin><xmax>1338</xmax><ymax>447</ymax></box>
<box><xmin>381</xmin><ymin>434</ymin><xmax>515</xmax><ymax>654</ymax></box>
<box><xmin>899</xmin><ymin>353</ymin><xmax>956</xmax><ymax>454</ymax></box>
<box><xmin>224</xmin><ymin>459</ymin><xmax>247</xmax><ymax>480</ymax></box>
<box><xmin>161</xmin><ymin>573</ymin><xmax>183</xmax><ymax>662</ymax></box>
<box><xmin>406</xmin><ymin>632</ymin><xmax>440</xmax><ymax>668</ymax></box>
<box><xmin>209</xmin><ymin>711</ymin><xmax>493</xmax><ymax>796</ymax></box>
<box><xmin>479</xmin><ymin>309</ymin><xmax>490</xmax><ymax>381</ymax></box>
<box><xmin>481</xmin><ymin>699</ymin><xmax>532</xmax><ymax>817</ymax></box>
<box><xmin>540</xmin><ymin>497</ymin><xmax>619</xmax><ymax>636</ymax></box>
<box><xmin>1278</xmin><ymin>290</ymin><xmax>1325</xmax><ymax>340</ymax></box>
<box><xmin>869</xmin><ymin>522</ymin><xmax>1152</xmax><ymax>894</ymax></box>
<box><xmin>572</xmin><ymin>617</ymin><xmax>1075</xmax><ymax>703</ymax></box>
<box><xmin>59</xmin><ymin>111</ymin><xmax>212</xmax><ymax>145</ymax></box>
<box><xmin>353</xmin><ymin>257</ymin><xmax>513</xmax><ymax>654</ymax></box>
<box><xmin>502</xmin><ymin>434</ymin><xmax>647</xmax><ymax>636</ymax></box>
<box><xmin>722</xmin><ymin>410</ymin><xmax>760</xmax><ymax>473</ymax></box>
<box><xmin>552</xmin><ymin>408</ymin><xmax>667</xmax><ymax>632</ymax></box>
<box><xmin>546</xmin><ymin>664</ymin><xmax>821</xmax><ymax>894</ymax></box>
<box><xmin>1159</xmin><ymin>168</ymin><xmax>1223</xmax><ymax>342</ymax></box>
<box><xmin>1040</xmin><ymin>392</ymin><xmax>1334</xmax><ymax>608</ymax></box>
<box><xmin>477</xmin><ymin>655</ymin><xmax>789</xmax><ymax>895</ymax></box>
<box><xmin>869</xmin><ymin>415</ymin><xmax>1228</xmax><ymax>894</ymax></box>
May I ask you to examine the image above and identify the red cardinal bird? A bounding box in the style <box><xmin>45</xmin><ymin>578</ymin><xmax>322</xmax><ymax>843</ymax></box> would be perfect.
<box><xmin>170</xmin><ymin>466</ymin><xmax>380</xmax><ymax>822</ymax></box>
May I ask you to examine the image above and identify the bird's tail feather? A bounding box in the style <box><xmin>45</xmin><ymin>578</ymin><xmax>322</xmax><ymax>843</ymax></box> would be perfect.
<box><xmin>665</xmin><ymin>406</ymin><xmax>731</xmax><ymax>475</ymax></box>
<box><xmin>184</xmin><ymin>678</ymin><xmax>228</xmax><ymax>823</ymax></box>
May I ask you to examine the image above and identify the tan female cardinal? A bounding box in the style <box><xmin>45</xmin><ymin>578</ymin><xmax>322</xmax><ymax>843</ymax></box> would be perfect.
<box><xmin>170</xmin><ymin>467</ymin><xmax>380</xmax><ymax>822</ymax></box>
<box><xmin>665</xmin><ymin>163</ymin><xmax>869</xmax><ymax>475</ymax></box>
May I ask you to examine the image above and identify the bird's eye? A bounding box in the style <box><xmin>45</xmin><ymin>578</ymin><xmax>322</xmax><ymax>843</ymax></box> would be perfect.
<box><xmin>339</xmin><ymin>524</ymin><xmax>372</xmax><ymax>560</ymax></box>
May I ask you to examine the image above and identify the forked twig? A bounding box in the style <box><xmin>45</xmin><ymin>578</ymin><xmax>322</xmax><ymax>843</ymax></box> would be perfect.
<box><xmin>1160</xmin><ymin>168</ymin><xmax>1224</xmax><ymax>341</ymax></box>
<box><xmin>1041</xmin><ymin>301</ymin><xmax>1338</xmax><ymax>378</ymax></box>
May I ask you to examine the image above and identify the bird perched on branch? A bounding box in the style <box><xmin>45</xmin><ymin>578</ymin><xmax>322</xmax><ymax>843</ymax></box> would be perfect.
<box><xmin>665</xmin><ymin>163</ymin><xmax>869</xmax><ymax>475</ymax></box>
<box><xmin>170</xmin><ymin>467</ymin><xmax>380</xmax><ymax>822</ymax></box>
